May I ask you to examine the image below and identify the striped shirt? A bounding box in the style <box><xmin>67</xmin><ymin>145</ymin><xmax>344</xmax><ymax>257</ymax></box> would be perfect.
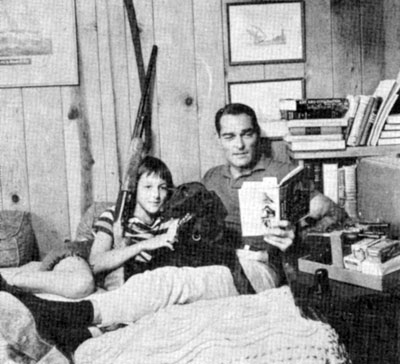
<box><xmin>93</xmin><ymin>206</ymin><xmax>169</xmax><ymax>263</ymax></box>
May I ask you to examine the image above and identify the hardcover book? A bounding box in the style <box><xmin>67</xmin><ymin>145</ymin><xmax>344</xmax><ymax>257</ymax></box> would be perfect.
<box><xmin>238</xmin><ymin>166</ymin><xmax>309</xmax><ymax>237</ymax></box>
<box><xmin>289</xmin><ymin>126</ymin><xmax>343</xmax><ymax>135</ymax></box>
<box><xmin>279</xmin><ymin>98</ymin><xmax>350</xmax><ymax>120</ymax></box>
<box><xmin>346</xmin><ymin>95</ymin><xmax>371</xmax><ymax>146</ymax></box>
<box><xmin>288</xmin><ymin>139</ymin><xmax>346</xmax><ymax>152</ymax></box>
<box><xmin>287</xmin><ymin>118</ymin><xmax>348</xmax><ymax>128</ymax></box>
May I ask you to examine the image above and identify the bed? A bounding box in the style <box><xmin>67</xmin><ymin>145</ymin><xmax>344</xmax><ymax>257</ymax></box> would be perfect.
<box><xmin>0</xmin><ymin>204</ymin><xmax>350</xmax><ymax>363</ymax></box>
<box><xmin>0</xmin><ymin>279</ymin><xmax>349</xmax><ymax>364</ymax></box>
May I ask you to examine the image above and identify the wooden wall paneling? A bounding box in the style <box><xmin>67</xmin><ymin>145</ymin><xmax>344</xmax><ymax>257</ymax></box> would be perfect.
<box><xmin>105</xmin><ymin>0</ymin><xmax>132</xmax><ymax>191</ymax></box>
<box><xmin>75</xmin><ymin>0</ymin><xmax>108</xmax><ymax>205</ymax></box>
<box><xmin>125</xmin><ymin>1</ymin><xmax>161</xmax><ymax>157</ymax></box>
<box><xmin>360</xmin><ymin>0</ymin><xmax>385</xmax><ymax>94</ymax></box>
<box><xmin>61</xmin><ymin>87</ymin><xmax>83</xmax><ymax>239</ymax></box>
<box><xmin>304</xmin><ymin>0</ymin><xmax>333</xmax><ymax>98</ymax></box>
<box><xmin>0</xmin><ymin>89</ymin><xmax>30</xmax><ymax>212</ymax></box>
<box><xmin>263</xmin><ymin>64</ymin><xmax>305</xmax><ymax>80</ymax></box>
<box><xmin>383</xmin><ymin>0</ymin><xmax>400</xmax><ymax>79</ymax></box>
<box><xmin>153</xmin><ymin>0</ymin><xmax>201</xmax><ymax>184</ymax></box>
<box><xmin>193</xmin><ymin>0</ymin><xmax>226</xmax><ymax>177</ymax></box>
<box><xmin>96</xmin><ymin>0</ymin><xmax>120</xmax><ymax>202</ymax></box>
<box><xmin>221</xmin><ymin>0</ymin><xmax>264</xmax><ymax>88</ymax></box>
<box><xmin>331</xmin><ymin>0</ymin><xmax>362</xmax><ymax>97</ymax></box>
<box><xmin>23</xmin><ymin>88</ymin><xmax>70</xmax><ymax>256</ymax></box>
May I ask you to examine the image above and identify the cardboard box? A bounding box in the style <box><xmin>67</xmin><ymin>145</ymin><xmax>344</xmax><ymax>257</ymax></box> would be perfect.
<box><xmin>357</xmin><ymin>156</ymin><xmax>400</xmax><ymax>238</ymax></box>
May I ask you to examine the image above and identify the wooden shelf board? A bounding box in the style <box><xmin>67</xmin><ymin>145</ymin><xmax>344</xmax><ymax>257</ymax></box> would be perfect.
<box><xmin>298</xmin><ymin>257</ymin><xmax>400</xmax><ymax>291</ymax></box>
<box><xmin>288</xmin><ymin>145</ymin><xmax>400</xmax><ymax>160</ymax></box>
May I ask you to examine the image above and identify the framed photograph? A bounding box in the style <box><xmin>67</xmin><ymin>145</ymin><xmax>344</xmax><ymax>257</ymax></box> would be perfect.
<box><xmin>228</xmin><ymin>78</ymin><xmax>304</xmax><ymax>137</ymax></box>
<box><xmin>0</xmin><ymin>0</ymin><xmax>78</xmax><ymax>88</ymax></box>
<box><xmin>227</xmin><ymin>1</ymin><xmax>305</xmax><ymax>65</ymax></box>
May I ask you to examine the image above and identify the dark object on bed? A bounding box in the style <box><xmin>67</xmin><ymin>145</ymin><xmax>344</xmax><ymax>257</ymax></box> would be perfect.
<box><xmin>127</xmin><ymin>182</ymin><xmax>239</xmax><ymax>272</ymax></box>
<box><xmin>0</xmin><ymin>210</ymin><xmax>39</xmax><ymax>267</ymax></box>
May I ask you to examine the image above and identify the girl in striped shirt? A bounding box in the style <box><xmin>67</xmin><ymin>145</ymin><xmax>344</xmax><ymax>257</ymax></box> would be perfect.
<box><xmin>89</xmin><ymin>156</ymin><xmax>180</xmax><ymax>290</ymax></box>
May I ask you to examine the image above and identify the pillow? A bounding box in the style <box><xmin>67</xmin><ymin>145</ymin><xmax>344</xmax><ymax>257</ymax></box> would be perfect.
<box><xmin>40</xmin><ymin>201</ymin><xmax>113</xmax><ymax>271</ymax></box>
<box><xmin>0</xmin><ymin>210</ymin><xmax>38</xmax><ymax>267</ymax></box>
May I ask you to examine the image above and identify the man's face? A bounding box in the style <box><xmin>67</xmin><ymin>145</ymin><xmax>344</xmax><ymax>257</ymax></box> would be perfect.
<box><xmin>218</xmin><ymin>113</ymin><xmax>259</xmax><ymax>172</ymax></box>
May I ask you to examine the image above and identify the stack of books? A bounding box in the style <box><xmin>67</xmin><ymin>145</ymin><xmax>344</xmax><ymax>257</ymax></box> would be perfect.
<box><xmin>376</xmin><ymin>114</ymin><xmax>400</xmax><ymax>145</ymax></box>
<box><xmin>344</xmin><ymin>77</ymin><xmax>400</xmax><ymax>146</ymax></box>
<box><xmin>280</xmin><ymin>98</ymin><xmax>349</xmax><ymax>152</ymax></box>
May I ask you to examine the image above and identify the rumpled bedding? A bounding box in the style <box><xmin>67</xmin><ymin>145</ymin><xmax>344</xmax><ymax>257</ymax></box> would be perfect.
<box><xmin>75</xmin><ymin>286</ymin><xmax>349</xmax><ymax>364</ymax></box>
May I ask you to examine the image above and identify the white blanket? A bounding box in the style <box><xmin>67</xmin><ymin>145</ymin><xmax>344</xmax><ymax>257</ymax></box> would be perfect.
<box><xmin>75</xmin><ymin>286</ymin><xmax>349</xmax><ymax>364</ymax></box>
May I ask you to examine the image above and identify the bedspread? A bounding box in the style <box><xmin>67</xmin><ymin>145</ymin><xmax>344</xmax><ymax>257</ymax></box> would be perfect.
<box><xmin>75</xmin><ymin>286</ymin><xmax>349</xmax><ymax>364</ymax></box>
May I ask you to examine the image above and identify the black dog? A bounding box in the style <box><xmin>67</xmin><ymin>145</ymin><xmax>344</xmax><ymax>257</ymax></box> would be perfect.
<box><xmin>158</xmin><ymin>182</ymin><xmax>234</xmax><ymax>266</ymax></box>
<box><xmin>125</xmin><ymin>183</ymin><xmax>245</xmax><ymax>279</ymax></box>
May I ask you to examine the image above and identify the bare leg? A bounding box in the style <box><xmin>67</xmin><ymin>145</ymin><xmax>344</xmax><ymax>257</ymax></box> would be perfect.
<box><xmin>10</xmin><ymin>257</ymin><xmax>95</xmax><ymax>299</ymax></box>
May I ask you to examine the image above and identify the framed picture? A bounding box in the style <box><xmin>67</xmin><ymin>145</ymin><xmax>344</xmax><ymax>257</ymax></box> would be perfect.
<box><xmin>0</xmin><ymin>0</ymin><xmax>78</xmax><ymax>88</ymax></box>
<box><xmin>227</xmin><ymin>1</ymin><xmax>305</xmax><ymax>65</ymax></box>
<box><xmin>228</xmin><ymin>78</ymin><xmax>304</xmax><ymax>137</ymax></box>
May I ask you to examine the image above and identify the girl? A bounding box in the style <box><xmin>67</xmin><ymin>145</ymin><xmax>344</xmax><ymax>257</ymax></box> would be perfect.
<box><xmin>89</xmin><ymin>155</ymin><xmax>178</xmax><ymax>290</ymax></box>
<box><xmin>4</xmin><ymin>156</ymin><xmax>180</xmax><ymax>298</ymax></box>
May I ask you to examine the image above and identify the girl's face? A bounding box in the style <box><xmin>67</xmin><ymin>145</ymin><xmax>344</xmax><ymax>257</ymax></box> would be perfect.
<box><xmin>135</xmin><ymin>172</ymin><xmax>169</xmax><ymax>222</ymax></box>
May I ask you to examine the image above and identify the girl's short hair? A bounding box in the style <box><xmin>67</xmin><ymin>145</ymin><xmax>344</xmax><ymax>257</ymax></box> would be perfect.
<box><xmin>137</xmin><ymin>156</ymin><xmax>174</xmax><ymax>191</ymax></box>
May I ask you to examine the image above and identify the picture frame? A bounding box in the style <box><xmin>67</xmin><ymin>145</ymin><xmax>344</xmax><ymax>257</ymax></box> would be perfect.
<box><xmin>227</xmin><ymin>1</ymin><xmax>305</xmax><ymax>65</ymax></box>
<box><xmin>228</xmin><ymin>78</ymin><xmax>305</xmax><ymax>137</ymax></box>
<box><xmin>0</xmin><ymin>0</ymin><xmax>79</xmax><ymax>88</ymax></box>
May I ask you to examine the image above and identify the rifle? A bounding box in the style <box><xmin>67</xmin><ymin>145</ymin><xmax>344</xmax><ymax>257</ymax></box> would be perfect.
<box><xmin>114</xmin><ymin>45</ymin><xmax>158</xmax><ymax>232</ymax></box>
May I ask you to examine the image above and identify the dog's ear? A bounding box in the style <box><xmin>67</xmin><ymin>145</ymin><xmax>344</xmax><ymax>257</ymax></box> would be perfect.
<box><xmin>203</xmin><ymin>190</ymin><xmax>227</xmax><ymax>220</ymax></box>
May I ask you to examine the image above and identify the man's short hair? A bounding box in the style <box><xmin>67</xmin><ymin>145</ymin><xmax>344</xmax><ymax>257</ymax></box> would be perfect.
<box><xmin>215</xmin><ymin>103</ymin><xmax>261</xmax><ymax>136</ymax></box>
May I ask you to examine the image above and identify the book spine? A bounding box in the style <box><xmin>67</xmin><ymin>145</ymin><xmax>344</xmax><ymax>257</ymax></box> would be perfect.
<box><xmin>346</xmin><ymin>95</ymin><xmax>370</xmax><ymax>146</ymax></box>
<box><xmin>284</xmin><ymin>133</ymin><xmax>343</xmax><ymax>142</ymax></box>
<box><xmin>338</xmin><ymin>167</ymin><xmax>346</xmax><ymax>208</ymax></box>
<box><xmin>359</xmin><ymin>97</ymin><xmax>382</xmax><ymax>146</ymax></box>
<box><xmin>343</xmin><ymin>164</ymin><xmax>358</xmax><ymax>220</ymax></box>
<box><xmin>281</xmin><ymin>109</ymin><xmax>348</xmax><ymax>120</ymax></box>
<box><xmin>289</xmin><ymin>140</ymin><xmax>346</xmax><ymax>151</ymax></box>
<box><xmin>280</xmin><ymin>98</ymin><xmax>350</xmax><ymax>120</ymax></box>
<box><xmin>289</xmin><ymin>126</ymin><xmax>343</xmax><ymax>135</ymax></box>
<box><xmin>343</xmin><ymin>95</ymin><xmax>360</xmax><ymax>142</ymax></box>
<box><xmin>322</xmin><ymin>162</ymin><xmax>339</xmax><ymax>203</ymax></box>
<box><xmin>313</xmin><ymin>162</ymin><xmax>323</xmax><ymax>192</ymax></box>
<box><xmin>379</xmin><ymin>130</ymin><xmax>400</xmax><ymax>138</ymax></box>
<box><xmin>377</xmin><ymin>138</ymin><xmax>400</xmax><ymax>145</ymax></box>
<box><xmin>355</xmin><ymin>96</ymin><xmax>375</xmax><ymax>145</ymax></box>
<box><xmin>287</xmin><ymin>118</ymin><xmax>348</xmax><ymax>128</ymax></box>
<box><xmin>384</xmin><ymin>124</ymin><xmax>400</xmax><ymax>131</ymax></box>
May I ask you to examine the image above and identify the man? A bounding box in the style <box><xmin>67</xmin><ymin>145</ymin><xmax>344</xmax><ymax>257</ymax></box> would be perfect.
<box><xmin>202</xmin><ymin>103</ymin><xmax>297</xmax><ymax>289</ymax></box>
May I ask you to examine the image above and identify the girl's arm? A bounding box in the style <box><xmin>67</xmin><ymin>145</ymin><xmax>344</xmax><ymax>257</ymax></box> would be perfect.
<box><xmin>88</xmin><ymin>220</ymin><xmax>180</xmax><ymax>274</ymax></box>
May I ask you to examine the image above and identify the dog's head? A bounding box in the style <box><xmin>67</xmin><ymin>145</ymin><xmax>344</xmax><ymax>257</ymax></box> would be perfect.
<box><xmin>159</xmin><ymin>182</ymin><xmax>229</xmax><ymax>266</ymax></box>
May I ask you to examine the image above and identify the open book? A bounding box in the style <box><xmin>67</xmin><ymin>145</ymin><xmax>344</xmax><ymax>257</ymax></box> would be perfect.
<box><xmin>238</xmin><ymin>165</ymin><xmax>309</xmax><ymax>237</ymax></box>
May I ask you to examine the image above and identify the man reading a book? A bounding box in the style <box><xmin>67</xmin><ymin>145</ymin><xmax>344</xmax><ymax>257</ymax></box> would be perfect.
<box><xmin>202</xmin><ymin>103</ymin><xmax>298</xmax><ymax>288</ymax></box>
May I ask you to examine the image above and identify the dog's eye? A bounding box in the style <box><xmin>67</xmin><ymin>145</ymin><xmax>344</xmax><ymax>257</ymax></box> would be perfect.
<box><xmin>192</xmin><ymin>233</ymin><xmax>201</xmax><ymax>241</ymax></box>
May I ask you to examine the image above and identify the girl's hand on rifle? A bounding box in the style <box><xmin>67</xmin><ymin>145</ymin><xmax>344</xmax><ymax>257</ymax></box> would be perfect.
<box><xmin>113</xmin><ymin>219</ymin><xmax>125</xmax><ymax>247</ymax></box>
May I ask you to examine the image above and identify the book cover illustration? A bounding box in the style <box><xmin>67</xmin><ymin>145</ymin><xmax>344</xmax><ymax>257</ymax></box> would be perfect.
<box><xmin>239</xmin><ymin>166</ymin><xmax>309</xmax><ymax>237</ymax></box>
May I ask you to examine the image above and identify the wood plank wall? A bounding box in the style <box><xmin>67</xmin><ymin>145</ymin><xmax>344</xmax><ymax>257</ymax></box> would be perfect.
<box><xmin>0</xmin><ymin>0</ymin><xmax>398</xmax><ymax>255</ymax></box>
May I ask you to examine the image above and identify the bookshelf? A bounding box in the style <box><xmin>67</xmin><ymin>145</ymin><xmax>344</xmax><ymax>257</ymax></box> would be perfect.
<box><xmin>288</xmin><ymin>145</ymin><xmax>400</xmax><ymax>160</ymax></box>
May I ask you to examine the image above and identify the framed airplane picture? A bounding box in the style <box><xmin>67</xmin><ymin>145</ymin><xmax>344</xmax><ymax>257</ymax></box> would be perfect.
<box><xmin>0</xmin><ymin>0</ymin><xmax>78</xmax><ymax>87</ymax></box>
<box><xmin>227</xmin><ymin>1</ymin><xmax>306</xmax><ymax>65</ymax></box>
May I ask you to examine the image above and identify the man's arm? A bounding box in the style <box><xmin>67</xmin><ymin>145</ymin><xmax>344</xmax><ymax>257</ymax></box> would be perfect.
<box><xmin>262</xmin><ymin>220</ymin><xmax>295</xmax><ymax>252</ymax></box>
